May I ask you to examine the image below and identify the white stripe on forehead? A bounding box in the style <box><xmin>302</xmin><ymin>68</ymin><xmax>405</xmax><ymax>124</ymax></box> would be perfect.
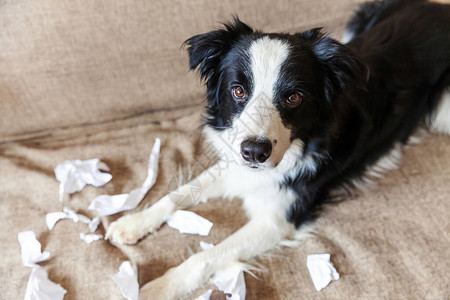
<box><xmin>220</xmin><ymin>37</ymin><xmax>294</xmax><ymax>168</ymax></box>
<box><xmin>249</xmin><ymin>36</ymin><xmax>290</xmax><ymax>99</ymax></box>
<box><xmin>229</xmin><ymin>36</ymin><xmax>292</xmax><ymax>157</ymax></box>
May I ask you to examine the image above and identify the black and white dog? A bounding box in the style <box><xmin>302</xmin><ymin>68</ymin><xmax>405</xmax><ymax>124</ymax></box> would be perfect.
<box><xmin>106</xmin><ymin>0</ymin><xmax>450</xmax><ymax>298</ymax></box>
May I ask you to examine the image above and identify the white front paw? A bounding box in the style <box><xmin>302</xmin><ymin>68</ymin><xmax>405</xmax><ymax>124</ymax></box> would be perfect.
<box><xmin>106</xmin><ymin>211</ymin><xmax>160</xmax><ymax>245</ymax></box>
<box><xmin>106</xmin><ymin>198</ymin><xmax>175</xmax><ymax>245</ymax></box>
<box><xmin>139</xmin><ymin>269</ymin><xmax>182</xmax><ymax>300</ymax></box>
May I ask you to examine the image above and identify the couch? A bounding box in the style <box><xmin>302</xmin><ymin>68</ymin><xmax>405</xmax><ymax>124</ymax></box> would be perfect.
<box><xmin>1</xmin><ymin>0</ymin><xmax>449</xmax><ymax>299</ymax></box>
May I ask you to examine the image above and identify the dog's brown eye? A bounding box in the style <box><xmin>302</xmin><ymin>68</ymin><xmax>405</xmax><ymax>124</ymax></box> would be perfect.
<box><xmin>232</xmin><ymin>86</ymin><xmax>247</xmax><ymax>100</ymax></box>
<box><xmin>285</xmin><ymin>92</ymin><xmax>302</xmax><ymax>106</ymax></box>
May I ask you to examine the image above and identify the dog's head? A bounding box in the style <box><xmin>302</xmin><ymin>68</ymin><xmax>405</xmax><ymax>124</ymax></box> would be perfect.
<box><xmin>185</xmin><ymin>18</ymin><xmax>366</xmax><ymax>171</ymax></box>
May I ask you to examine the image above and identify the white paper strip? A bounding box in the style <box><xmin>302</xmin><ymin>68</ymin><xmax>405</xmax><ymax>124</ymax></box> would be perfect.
<box><xmin>306</xmin><ymin>254</ymin><xmax>340</xmax><ymax>291</ymax></box>
<box><xmin>46</xmin><ymin>207</ymin><xmax>100</xmax><ymax>232</ymax></box>
<box><xmin>46</xmin><ymin>212</ymin><xmax>68</xmax><ymax>231</ymax></box>
<box><xmin>54</xmin><ymin>158</ymin><xmax>112</xmax><ymax>202</ymax></box>
<box><xmin>89</xmin><ymin>138</ymin><xmax>161</xmax><ymax>216</ymax></box>
<box><xmin>166</xmin><ymin>210</ymin><xmax>213</xmax><ymax>236</ymax></box>
<box><xmin>89</xmin><ymin>217</ymin><xmax>100</xmax><ymax>232</ymax></box>
<box><xmin>195</xmin><ymin>289</ymin><xmax>212</xmax><ymax>300</ymax></box>
<box><xmin>80</xmin><ymin>233</ymin><xmax>103</xmax><ymax>244</ymax></box>
<box><xmin>198</xmin><ymin>242</ymin><xmax>246</xmax><ymax>300</ymax></box>
<box><xmin>112</xmin><ymin>261</ymin><xmax>139</xmax><ymax>300</ymax></box>
<box><xmin>213</xmin><ymin>264</ymin><xmax>246</xmax><ymax>300</ymax></box>
<box><xmin>24</xmin><ymin>267</ymin><xmax>67</xmax><ymax>300</ymax></box>
<box><xmin>199</xmin><ymin>241</ymin><xmax>214</xmax><ymax>251</ymax></box>
<box><xmin>18</xmin><ymin>231</ymin><xmax>51</xmax><ymax>267</ymax></box>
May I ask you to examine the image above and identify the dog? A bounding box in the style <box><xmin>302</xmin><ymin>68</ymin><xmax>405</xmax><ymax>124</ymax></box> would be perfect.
<box><xmin>106</xmin><ymin>0</ymin><xmax>450</xmax><ymax>298</ymax></box>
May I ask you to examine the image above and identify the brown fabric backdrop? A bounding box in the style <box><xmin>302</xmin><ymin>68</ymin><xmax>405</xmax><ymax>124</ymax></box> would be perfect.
<box><xmin>0</xmin><ymin>0</ymin><xmax>363</xmax><ymax>142</ymax></box>
<box><xmin>1</xmin><ymin>0</ymin><xmax>449</xmax><ymax>299</ymax></box>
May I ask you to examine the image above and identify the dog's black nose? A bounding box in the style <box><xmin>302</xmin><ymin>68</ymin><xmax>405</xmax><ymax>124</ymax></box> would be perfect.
<box><xmin>240</xmin><ymin>139</ymin><xmax>272</xmax><ymax>163</ymax></box>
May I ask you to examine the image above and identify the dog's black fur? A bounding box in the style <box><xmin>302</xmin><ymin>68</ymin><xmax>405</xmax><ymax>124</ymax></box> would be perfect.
<box><xmin>287</xmin><ymin>0</ymin><xmax>450</xmax><ymax>227</ymax></box>
<box><xmin>185</xmin><ymin>0</ymin><xmax>449</xmax><ymax>228</ymax></box>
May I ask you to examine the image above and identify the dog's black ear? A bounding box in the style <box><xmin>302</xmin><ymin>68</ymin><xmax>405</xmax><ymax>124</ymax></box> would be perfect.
<box><xmin>184</xmin><ymin>17</ymin><xmax>253</xmax><ymax>81</ymax></box>
<box><xmin>302</xmin><ymin>28</ymin><xmax>368</xmax><ymax>101</ymax></box>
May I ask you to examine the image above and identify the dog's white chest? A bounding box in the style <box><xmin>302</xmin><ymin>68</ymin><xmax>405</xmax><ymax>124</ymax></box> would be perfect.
<box><xmin>222</xmin><ymin>164</ymin><xmax>296</xmax><ymax>219</ymax></box>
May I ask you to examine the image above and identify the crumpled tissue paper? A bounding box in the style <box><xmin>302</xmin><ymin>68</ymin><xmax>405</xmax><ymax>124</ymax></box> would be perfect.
<box><xmin>166</xmin><ymin>210</ymin><xmax>213</xmax><ymax>236</ymax></box>
<box><xmin>213</xmin><ymin>263</ymin><xmax>246</xmax><ymax>300</ymax></box>
<box><xmin>195</xmin><ymin>289</ymin><xmax>213</xmax><ymax>300</ymax></box>
<box><xmin>19</xmin><ymin>231</ymin><xmax>67</xmax><ymax>299</ymax></box>
<box><xmin>54</xmin><ymin>158</ymin><xmax>112</xmax><ymax>202</ymax></box>
<box><xmin>89</xmin><ymin>138</ymin><xmax>160</xmax><ymax>216</ymax></box>
<box><xmin>18</xmin><ymin>231</ymin><xmax>50</xmax><ymax>267</ymax></box>
<box><xmin>46</xmin><ymin>207</ymin><xmax>100</xmax><ymax>232</ymax></box>
<box><xmin>199</xmin><ymin>241</ymin><xmax>214</xmax><ymax>251</ymax></box>
<box><xmin>306</xmin><ymin>254</ymin><xmax>340</xmax><ymax>291</ymax></box>
<box><xmin>24</xmin><ymin>267</ymin><xmax>67</xmax><ymax>300</ymax></box>
<box><xmin>196</xmin><ymin>243</ymin><xmax>246</xmax><ymax>300</ymax></box>
<box><xmin>112</xmin><ymin>261</ymin><xmax>139</xmax><ymax>300</ymax></box>
<box><xmin>80</xmin><ymin>233</ymin><xmax>103</xmax><ymax>244</ymax></box>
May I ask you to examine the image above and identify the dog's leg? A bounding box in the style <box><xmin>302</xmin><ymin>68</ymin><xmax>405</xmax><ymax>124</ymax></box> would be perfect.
<box><xmin>106</xmin><ymin>163</ymin><xmax>226</xmax><ymax>244</ymax></box>
<box><xmin>139</xmin><ymin>215</ymin><xmax>296</xmax><ymax>300</ymax></box>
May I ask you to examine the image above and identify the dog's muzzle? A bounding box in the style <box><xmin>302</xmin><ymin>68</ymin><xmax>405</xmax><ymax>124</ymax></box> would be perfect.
<box><xmin>240</xmin><ymin>138</ymin><xmax>272</xmax><ymax>164</ymax></box>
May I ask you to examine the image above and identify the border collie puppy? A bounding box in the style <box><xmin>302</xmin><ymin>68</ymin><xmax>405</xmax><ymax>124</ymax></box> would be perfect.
<box><xmin>106</xmin><ymin>0</ymin><xmax>450</xmax><ymax>298</ymax></box>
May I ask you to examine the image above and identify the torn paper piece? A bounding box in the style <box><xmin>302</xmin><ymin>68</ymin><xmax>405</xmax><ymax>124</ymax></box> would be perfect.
<box><xmin>80</xmin><ymin>233</ymin><xmax>103</xmax><ymax>244</ymax></box>
<box><xmin>88</xmin><ymin>194</ymin><xmax>128</xmax><ymax>216</ymax></box>
<box><xmin>18</xmin><ymin>231</ymin><xmax>50</xmax><ymax>267</ymax></box>
<box><xmin>112</xmin><ymin>261</ymin><xmax>139</xmax><ymax>300</ymax></box>
<box><xmin>55</xmin><ymin>158</ymin><xmax>112</xmax><ymax>202</ymax></box>
<box><xmin>200</xmin><ymin>241</ymin><xmax>214</xmax><ymax>251</ymax></box>
<box><xmin>46</xmin><ymin>207</ymin><xmax>100</xmax><ymax>232</ymax></box>
<box><xmin>46</xmin><ymin>212</ymin><xmax>68</xmax><ymax>231</ymax></box>
<box><xmin>195</xmin><ymin>289</ymin><xmax>212</xmax><ymax>300</ymax></box>
<box><xmin>89</xmin><ymin>138</ymin><xmax>161</xmax><ymax>216</ymax></box>
<box><xmin>213</xmin><ymin>264</ymin><xmax>246</xmax><ymax>300</ymax></box>
<box><xmin>89</xmin><ymin>217</ymin><xmax>100</xmax><ymax>232</ymax></box>
<box><xmin>307</xmin><ymin>254</ymin><xmax>340</xmax><ymax>291</ymax></box>
<box><xmin>24</xmin><ymin>267</ymin><xmax>67</xmax><ymax>300</ymax></box>
<box><xmin>62</xmin><ymin>207</ymin><xmax>91</xmax><ymax>223</ymax></box>
<box><xmin>166</xmin><ymin>210</ymin><xmax>213</xmax><ymax>236</ymax></box>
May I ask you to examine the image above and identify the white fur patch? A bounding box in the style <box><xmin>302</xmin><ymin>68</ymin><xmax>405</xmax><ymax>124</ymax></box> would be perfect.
<box><xmin>366</xmin><ymin>143</ymin><xmax>402</xmax><ymax>179</ymax></box>
<box><xmin>341</xmin><ymin>29</ymin><xmax>355</xmax><ymax>44</ymax></box>
<box><xmin>220</xmin><ymin>36</ymin><xmax>292</xmax><ymax>168</ymax></box>
<box><xmin>428</xmin><ymin>88</ymin><xmax>450</xmax><ymax>135</ymax></box>
<box><xmin>249</xmin><ymin>36</ymin><xmax>289</xmax><ymax>100</ymax></box>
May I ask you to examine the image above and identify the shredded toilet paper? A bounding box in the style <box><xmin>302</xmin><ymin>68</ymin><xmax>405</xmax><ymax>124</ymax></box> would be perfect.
<box><xmin>24</xmin><ymin>267</ymin><xmax>67</xmax><ymax>300</ymax></box>
<box><xmin>112</xmin><ymin>261</ymin><xmax>139</xmax><ymax>300</ymax></box>
<box><xmin>195</xmin><ymin>289</ymin><xmax>213</xmax><ymax>300</ymax></box>
<box><xmin>54</xmin><ymin>159</ymin><xmax>112</xmax><ymax>202</ymax></box>
<box><xmin>89</xmin><ymin>138</ymin><xmax>160</xmax><ymax>216</ymax></box>
<box><xmin>199</xmin><ymin>241</ymin><xmax>215</xmax><ymax>251</ymax></box>
<box><xmin>306</xmin><ymin>254</ymin><xmax>340</xmax><ymax>291</ymax></box>
<box><xmin>213</xmin><ymin>264</ymin><xmax>246</xmax><ymax>300</ymax></box>
<box><xmin>46</xmin><ymin>207</ymin><xmax>100</xmax><ymax>232</ymax></box>
<box><xmin>19</xmin><ymin>231</ymin><xmax>66</xmax><ymax>299</ymax></box>
<box><xmin>166</xmin><ymin>210</ymin><xmax>213</xmax><ymax>236</ymax></box>
<box><xmin>18</xmin><ymin>231</ymin><xmax>51</xmax><ymax>267</ymax></box>
<box><xmin>80</xmin><ymin>233</ymin><xmax>103</xmax><ymax>244</ymax></box>
<box><xmin>197</xmin><ymin>243</ymin><xmax>246</xmax><ymax>300</ymax></box>
<box><xmin>199</xmin><ymin>241</ymin><xmax>247</xmax><ymax>300</ymax></box>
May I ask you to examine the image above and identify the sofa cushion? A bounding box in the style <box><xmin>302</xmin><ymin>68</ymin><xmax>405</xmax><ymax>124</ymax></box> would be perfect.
<box><xmin>1</xmin><ymin>107</ymin><xmax>449</xmax><ymax>299</ymax></box>
<box><xmin>0</xmin><ymin>0</ymin><xmax>363</xmax><ymax>142</ymax></box>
